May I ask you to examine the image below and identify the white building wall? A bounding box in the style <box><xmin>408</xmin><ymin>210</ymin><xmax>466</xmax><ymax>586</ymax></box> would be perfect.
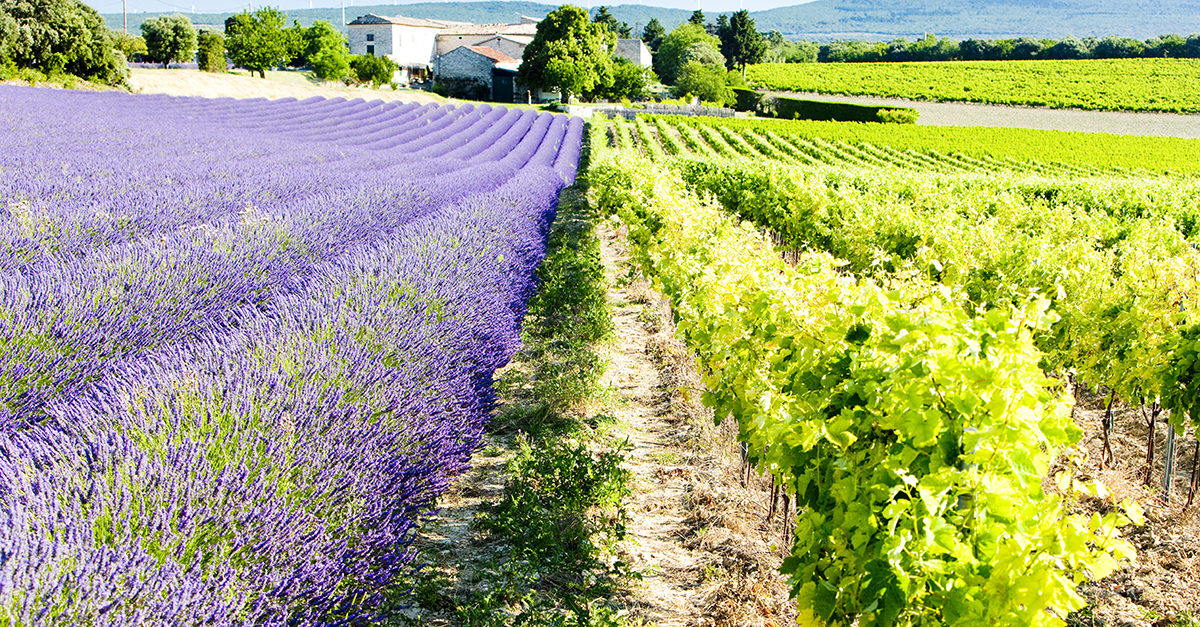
<box><xmin>348</xmin><ymin>24</ymin><xmax>439</xmax><ymax>68</ymax></box>
<box><xmin>348</xmin><ymin>24</ymin><xmax>392</xmax><ymax>57</ymax></box>
<box><xmin>390</xmin><ymin>26</ymin><xmax>439</xmax><ymax>67</ymax></box>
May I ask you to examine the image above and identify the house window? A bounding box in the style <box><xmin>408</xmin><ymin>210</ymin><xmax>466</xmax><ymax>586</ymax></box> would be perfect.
<box><xmin>366</xmin><ymin>34</ymin><xmax>374</xmax><ymax>42</ymax></box>
<box><xmin>367</xmin><ymin>44</ymin><xmax>375</xmax><ymax>55</ymax></box>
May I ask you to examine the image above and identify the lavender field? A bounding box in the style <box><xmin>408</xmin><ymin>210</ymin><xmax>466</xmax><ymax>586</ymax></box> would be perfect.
<box><xmin>0</xmin><ymin>86</ymin><xmax>582</xmax><ymax>624</ymax></box>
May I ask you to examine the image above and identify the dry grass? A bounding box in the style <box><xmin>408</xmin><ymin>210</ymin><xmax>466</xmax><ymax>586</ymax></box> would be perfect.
<box><xmin>128</xmin><ymin>68</ymin><xmax>443</xmax><ymax>103</ymax></box>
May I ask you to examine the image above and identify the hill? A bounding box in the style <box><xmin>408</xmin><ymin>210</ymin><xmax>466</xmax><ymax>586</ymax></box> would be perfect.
<box><xmin>101</xmin><ymin>0</ymin><xmax>1200</xmax><ymax>42</ymax></box>
<box><xmin>753</xmin><ymin>0</ymin><xmax>1200</xmax><ymax>40</ymax></box>
<box><xmin>103</xmin><ymin>2</ymin><xmax>692</xmax><ymax>36</ymax></box>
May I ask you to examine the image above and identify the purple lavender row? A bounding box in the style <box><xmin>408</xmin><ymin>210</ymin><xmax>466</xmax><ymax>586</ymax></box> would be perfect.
<box><xmin>0</xmin><ymin>91</ymin><xmax>574</xmax><ymax>427</ymax></box>
<box><xmin>0</xmin><ymin>87</ymin><xmax>582</xmax><ymax>623</ymax></box>
<box><xmin>0</xmin><ymin>165</ymin><xmax>566</xmax><ymax>625</ymax></box>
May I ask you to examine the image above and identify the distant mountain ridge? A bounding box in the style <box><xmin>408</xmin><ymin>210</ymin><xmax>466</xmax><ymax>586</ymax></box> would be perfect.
<box><xmin>101</xmin><ymin>0</ymin><xmax>1200</xmax><ymax>41</ymax></box>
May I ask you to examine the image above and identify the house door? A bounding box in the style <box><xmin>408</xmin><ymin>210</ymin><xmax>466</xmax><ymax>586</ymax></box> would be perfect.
<box><xmin>491</xmin><ymin>70</ymin><xmax>515</xmax><ymax>103</ymax></box>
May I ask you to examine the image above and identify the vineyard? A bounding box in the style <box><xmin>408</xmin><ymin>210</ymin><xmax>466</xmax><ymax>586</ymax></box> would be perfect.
<box><xmin>4</xmin><ymin>78</ymin><xmax>1200</xmax><ymax>626</ymax></box>
<box><xmin>746</xmin><ymin>58</ymin><xmax>1200</xmax><ymax>113</ymax></box>
<box><xmin>0</xmin><ymin>86</ymin><xmax>581</xmax><ymax>624</ymax></box>
<box><xmin>588</xmin><ymin>113</ymin><xmax>1200</xmax><ymax>625</ymax></box>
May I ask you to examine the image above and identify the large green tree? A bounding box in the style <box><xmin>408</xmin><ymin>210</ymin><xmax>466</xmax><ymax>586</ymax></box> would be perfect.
<box><xmin>224</xmin><ymin>7</ymin><xmax>290</xmax><ymax>78</ymax></box>
<box><xmin>721</xmin><ymin>10</ymin><xmax>765</xmax><ymax>75</ymax></box>
<box><xmin>0</xmin><ymin>0</ymin><xmax>126</xmax><ymax>85</ymax></box>
<box><xmin>519</xmin><ymin>5</ymin><xmax>612</xmax><ymax>104</ymax></box>
<box><xmin>141</xmin><ymin>14</ymin><xmax>196</xmax><ymax>68</ymax></box>
<box><xmin>654</xmin><ymin>22</ymin><xmax>721</xmax><ymax>85</ymax></box>
<box><xmin>302</xmin><ymin>20</ymin><xmax>350</xmax><ymax>80</ymax></box>
<box><xmin>641</xmin><ymin>17</ymin><xmax>665</xmax><ymax>52</ymax></box>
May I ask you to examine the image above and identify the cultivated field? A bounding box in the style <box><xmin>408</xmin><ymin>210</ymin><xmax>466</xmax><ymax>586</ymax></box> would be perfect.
<box><xmin>0</xmin><ymin>85</ymin><xmax>580</xmax><ymax>624</ymax></box>
<box><xmin>747</xmin><ymin>58</ymin><xmax>1200</xmax><ymax>113</ymax></box>
<box><xmin>588</xmin><ymin>113</ymin><xmax>1200</xmax><ymax>626</ymax></box>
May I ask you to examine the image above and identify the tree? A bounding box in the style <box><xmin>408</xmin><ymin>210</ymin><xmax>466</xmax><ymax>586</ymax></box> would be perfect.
<box><xmin>641</xmin><ymin>18</ymin><xmax>665</xmax><ymax>52</ymax></box>
<box><xmin>654</xmin><ymin>22</ymin><xmax>721</xmax><ymax>84</ymax></box>
<box><xmin>721</xmin><ymin>10</ymin><xmax>766</xmax><ymax>74</ymax></box>
<box><xmin>1010</xmin><ymin>37</ymin><xmax>1043</xmax><ymax>59</ymax></box>
<box><xmin>714</xmin><ymin>13</ymin><xmax>729</xmax><ymax>43</ymax></box>
<box><xmin>688</xmin><ymin>10</ymin><xmax>705</xmax><ymax>26</ymax></box>
<box><xmin>682</xmin><ymin>41</ymin><xmax>724</xmax><ymax>68</ymax></box>
<box><xmin>1041</xmin><ymin>36</ymin><xmax>1090</xmax><ymax>60</ymax></box>
<box><xmin>141</xmin><ymin>14</ymin><xmax>196</xmax><ymax>68</ymax></box>
<box><xmin>592</xmin><ymin>6</ymin><xmax>630</xmax><ymax>39</ymax></box>
<box><xmin>0</xmin><ymin>0</ymin><xmax>127</xmax><ymax>85</ymax></box>
<box><xmin>906</xmin><ymin>34</ymin><xmax>957</xmax><ymax>61</ymax></box>
<box><xmin>350</xmin><ymin>53</ymin><xmax>397</xmax><ymax>87</ymax></box>
<box><xmin>1143</xmin><ymin>34</ymin><xmax>1186</xmax><ymax>58</ymax></box>
<box><xmin>958</xmin><ymin>38</ymin><xmax>995</xmax><ymax>60</ymax></box>
<box><xmin>282</xmin><ymin>20</ymin><xmax>305</xmax><ymax>67</ymax></box>
<box><xmin>1186</xmin><ymin>34</ymin><xmax>1200</xmax><ymax>58</ymax></box>
<box><xmin>224</xmin><ymin>7</ymin><xmax>291</xmax><ymax>78</ymax></box>
<box><xmin>302</xmin><ymin>21</ymin><xmax>350</xmax><ymax>80</ymax></box>
<box><xmin>111</xmin><ymin>30</ymin><xmax>146</xmax><ymax>61</ymax></box>
<box><xmin>588</xmin><ymin>56</ymin><xmax>653</xmax><ymax>101</ymax></box>
<box><xmin>1092</xmin><ymin>35</ymin><xmax>1142</xmax><ymax>58</ymax></box>
<box><xmin>196</xmin><ymin>30</ymin><xmax>224</xmax><ymax>72</ymax></box>
<box><xmin>519</xmin><ymin>5</ymin><xmax>612</xmax><ymax>104</ymax></box>
<box><xmin>671</xmin><ymin>60</ymin><xmax>734</xmax><ymax>106</ymax></box>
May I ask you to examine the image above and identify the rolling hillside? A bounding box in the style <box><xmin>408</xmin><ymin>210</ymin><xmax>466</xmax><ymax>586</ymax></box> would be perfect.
<box><xmin>101</xmin><ymin>0</ymin><xmax>1200</xmax><ymax>42</ymax></box>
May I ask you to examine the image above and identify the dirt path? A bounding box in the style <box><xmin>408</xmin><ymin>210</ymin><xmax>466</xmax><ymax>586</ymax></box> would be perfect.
<box><xmin>772</xmin><ymin>90</ymin><xmax>1200</xmax><ymax>138</ymax></box>
<box><xmin>597</xmin><ymin>221</ymin><xmax>795</xmax><ymax>627</ymax></box>
<box><xmin>597</xmin><ymin>222</ymin><xmax>697</xmax><ymax>624</ymax></box>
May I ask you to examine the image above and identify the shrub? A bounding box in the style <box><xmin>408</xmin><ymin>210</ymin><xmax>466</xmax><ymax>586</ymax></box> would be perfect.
<box><xmin>876</xmin><ymin>107</ymin><xmax>919</xmax><ymax>124</ymax></box>
<box><xmin>349</xmin><ymin>53</ymin><xmax>397</xmax><ymax>88</ymax></box>
<box><xmin>0</xmin><ymin>0</ymin><xmax>127</xmax><ymax>86</ymax></box>
<box><xmin>671</xmin><ymin>60</ymin><xmax>735</xmax><ymax>107</ymax></box>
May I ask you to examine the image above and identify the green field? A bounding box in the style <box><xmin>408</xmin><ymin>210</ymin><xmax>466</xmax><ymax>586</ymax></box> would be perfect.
<box><xmin>746</xmin><ymin>58</ymin><xmax>1200</xmax><ymax>113</ymax></box>
<box><xmin>661</xmin><ymin>115</ymin><xmax>1200</xmax><ymax>175</ymax></box>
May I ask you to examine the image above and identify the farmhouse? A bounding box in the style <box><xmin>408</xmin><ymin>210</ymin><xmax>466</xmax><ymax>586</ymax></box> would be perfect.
<box><xmin>346</xmin><ymin>13</ymin><xmax>538</xmax><ymax>86</ymax></box>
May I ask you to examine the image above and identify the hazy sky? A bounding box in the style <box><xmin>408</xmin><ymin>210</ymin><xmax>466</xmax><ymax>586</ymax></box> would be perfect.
<box><xmin>84</xmin><ymin>0</ymin><xmax>817</xmax><ymax>16</ymax></box>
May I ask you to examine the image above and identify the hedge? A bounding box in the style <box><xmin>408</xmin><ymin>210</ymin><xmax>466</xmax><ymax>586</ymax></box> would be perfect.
<box><xmin>733</xmin><ymin>88</ymin><xmax>919</xmax><ymax>124</ymax></box>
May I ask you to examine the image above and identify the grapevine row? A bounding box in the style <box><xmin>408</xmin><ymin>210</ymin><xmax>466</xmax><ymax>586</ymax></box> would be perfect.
<box><xmin>587</xmin><ymin>115</ymin><xmax>1138</xmax><ymax>627</ymax></box>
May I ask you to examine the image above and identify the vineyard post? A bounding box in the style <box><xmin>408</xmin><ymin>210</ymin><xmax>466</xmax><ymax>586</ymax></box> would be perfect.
<box><xmin>1162</xmin><ymin>423</ymin><xmax>1177</xmax><ymax>503</ymax></box>
<box><xmin>1143</xmin><ymin>402</ymin><xmax>1161</xmax><ymax>486</ymax></box>
<box><xmin>1189</xmin><ymin>440</ymin><xmax>1200</xmax><ymax>508</ymax></box>
<box><xmin>1102</xmin><ymin>389</ymin><xmax>1116</xmax><ymax>468</ymax></box>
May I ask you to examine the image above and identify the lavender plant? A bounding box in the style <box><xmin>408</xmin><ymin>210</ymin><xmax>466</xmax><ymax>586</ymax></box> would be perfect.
<box><xmin>0</xmin><ymin>86</ymin><xmax>582</xmax><ymax>624</ymax></box>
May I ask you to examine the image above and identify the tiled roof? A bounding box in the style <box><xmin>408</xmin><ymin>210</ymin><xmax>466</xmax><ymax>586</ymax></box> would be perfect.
<box><xmin>462</xmin><ymin>45</ymin><xmax>520</xmax><ymax>63</ymax></box>
<box><xmin>347</xmin><ymin>13</ymin><xmax>470</xmax><ymax>28</ymax></box>
<box><xmin>438</xmin><ymin>23</ymin><xmax>538</xmax><ymax>36</ymax></box>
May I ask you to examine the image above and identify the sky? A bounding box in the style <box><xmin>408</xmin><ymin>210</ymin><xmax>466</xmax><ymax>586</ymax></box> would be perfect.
<box><xmin>84</xmin><ymin>0</ymin><xmax>818</xmax><ymax>17</ymax></box>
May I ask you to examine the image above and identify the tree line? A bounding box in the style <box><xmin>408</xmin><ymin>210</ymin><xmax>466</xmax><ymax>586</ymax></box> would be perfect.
<box><xmin>768</xmin><ymin>32</ymin><xmax>1200</xmax><ymax>63</ymax></box>
<box><xmin>521</xmin><ymin>7</ymin><xmax>767</xmax><ymax>106</ymax></box>
<box><xmin>0</xmin><ymin>0</ymin><xmax>398</xmax><ymax>88</ymax></box>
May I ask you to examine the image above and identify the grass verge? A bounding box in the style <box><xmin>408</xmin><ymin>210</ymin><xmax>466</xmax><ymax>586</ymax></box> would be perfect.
<box><xmin>387</xmin><ymin>176</ymin><xmax>642</xmax><ymax>627</ymax></box>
